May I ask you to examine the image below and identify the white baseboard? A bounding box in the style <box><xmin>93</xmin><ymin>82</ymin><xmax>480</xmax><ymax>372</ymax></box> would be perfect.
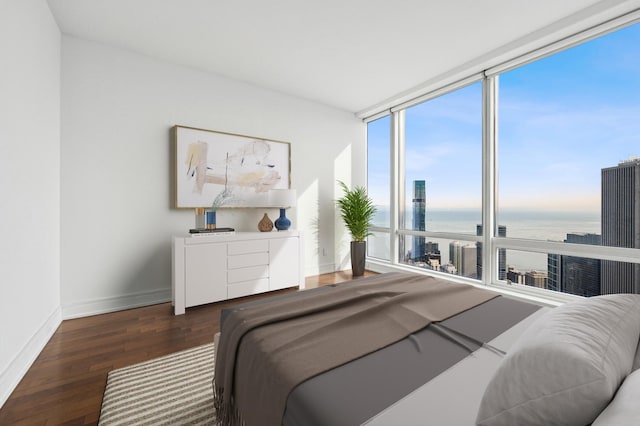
<box><xmin>0</xmin><ymin>306</ymin><xmax>62</xmax><ymax>409</ymax></box>
<box><xmin>305</xmin><ymin>262</ymin><xmax>336</xmax><ymax>277</ymax></box>
<box><xmin>62</xmin><ymin>288</ymin><xmax>172</xmax><ymax>320</ymax></box>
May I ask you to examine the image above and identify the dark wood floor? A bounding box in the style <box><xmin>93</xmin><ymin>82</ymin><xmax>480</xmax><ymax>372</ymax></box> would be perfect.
<box><xmin>0</xmin><ymin>271</ymin><xmax>375</xmax><ymax>425</ymax></box>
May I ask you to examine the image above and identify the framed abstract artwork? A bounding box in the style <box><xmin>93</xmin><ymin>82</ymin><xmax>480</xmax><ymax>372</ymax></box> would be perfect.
<box><xmin>172</xmin><ymin>125</ymin><xmax>291</xmax><ymax>208</ymax></box>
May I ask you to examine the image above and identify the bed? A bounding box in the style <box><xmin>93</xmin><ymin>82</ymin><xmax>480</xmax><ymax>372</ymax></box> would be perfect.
<box><xmin>213</xmin><ymin>272</ymin><xmax>640</xmax><ymax>426</ymax></box>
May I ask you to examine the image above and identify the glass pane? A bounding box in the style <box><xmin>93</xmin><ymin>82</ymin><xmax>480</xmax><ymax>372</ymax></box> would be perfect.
<box><xmin>367</xmin><ymin>231</ymin><xmax>390</xmax><ymax>261</ymax></box>
<box><xmin>367</xmin><ymin>115</ymin><xmax>391</xmax><ymax>228</ymax></box>
<box><xmin>404</xmin><ymin>82</ymin><xmax>482</xmax><ymax>235</ymax></box>
<box><xmin>401</xmin><ymin>236</ymin><xmax>480</xmax><ymax>280</ymax></box>
<box><xmin>497</xmin><ymin>211</ymin><xmax>599</xmax><ymax>242</ymax></box>
<box><xmin>498</xmin><ymin>22</ymin><xmax>640</xmax><ymax>250</ymax></box>
<box><xmin>506</xmin><ymin>249</ymin><xmax>640</xmax><ymax>296</ymax></box>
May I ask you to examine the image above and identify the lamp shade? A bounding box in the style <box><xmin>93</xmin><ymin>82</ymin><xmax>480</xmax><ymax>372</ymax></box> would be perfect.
<box><xmin>268</xmin><ymin>189</ymin><xmax>297</xmax><ymax>208</ymax></box>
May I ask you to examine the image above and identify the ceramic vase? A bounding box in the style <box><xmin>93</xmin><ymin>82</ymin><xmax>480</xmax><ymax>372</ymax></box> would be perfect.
<box><xmin>258</xmin><ymin>213</ymin><xmax>273</xmax><ymax>232</ymax></box>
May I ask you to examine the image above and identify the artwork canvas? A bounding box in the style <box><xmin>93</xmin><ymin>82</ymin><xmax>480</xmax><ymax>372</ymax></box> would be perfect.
<box><xmin>173</xmin><ymin>126</ymin><xmax>290</xmax><ymax>208</ymax></box>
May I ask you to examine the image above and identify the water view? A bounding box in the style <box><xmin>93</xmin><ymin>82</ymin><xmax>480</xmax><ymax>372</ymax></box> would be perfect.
<box><xmin>370</xmin><ymin>207</ymin><xmax>601</xmax><ymax>272</ymax></box>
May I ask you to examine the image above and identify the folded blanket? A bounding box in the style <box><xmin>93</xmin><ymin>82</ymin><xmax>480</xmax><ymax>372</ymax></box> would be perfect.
<box><xmin>214</xmin><ymin>272</ymin><xmax>498</xmax><ymax>426</ymax></box>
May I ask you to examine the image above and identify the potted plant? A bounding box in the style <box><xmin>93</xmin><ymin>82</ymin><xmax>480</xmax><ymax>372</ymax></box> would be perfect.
<box><xmin>336</xmin><ymin>180</ymin><xmax>377</xmax><ymax>276</ymax></box>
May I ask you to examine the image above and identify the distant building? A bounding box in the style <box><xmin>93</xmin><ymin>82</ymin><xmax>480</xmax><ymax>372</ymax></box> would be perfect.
<box><xmin>547</xmin><ymin>254</ymin><xmax>561</xmax><ymax>292</ymax></box>
<box><xmin>525</xmin><ymin>271</ymin><xmax>548</xmax><ymax>289</ymax></box>
<box><xmin>441</xmin><ymin>263</ymin><xmax>457</xmax><ymax>275</ymax></box>
<box><xmin>412</xmin><ymin>180</ymin><xmax>426</xmax><ymax>261</ymax></box>
<box><xmin>548</xmin><ymin>233</ymin><xmax>601</xmax><ymax>297</ymax></box>
<box><xmin>424</xmin><ymin>241</ymin><xmax>442</xmax><ymax>264</ymax></box>
<box><xmin>601</xmin><ymin>158</ymin><xmax>640</xmax><ymax>294</ymax></box>
<box><xmin>427</xmin><ymin>258</ymin><xmax>441</xmax><ymax>271</ymax></box>
<box><xmin>408</xmin><ymin>241</ymin><xmax>441</xmax><ymax>266</ymax></box>
<box><xmin>450</xmin><ymin>241</ymin><xmax>478</xmax><ymax>278</ymax></box>
<box><xmin>476</xmin><ymin>225</ymin><xmax>507</xmax><ymax>280</ymax></box>
<box><xmin>506</xmin><ymin>267</ymin><xmax>525</xmax><ymax>284</ymax></box>
<box><xmin>425</xmin><ymin>241</ymin><xmax>439</xmax><ymax>255</ymax></box>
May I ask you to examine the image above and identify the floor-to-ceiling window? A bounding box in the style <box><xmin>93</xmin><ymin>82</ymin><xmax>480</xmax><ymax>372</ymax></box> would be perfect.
<box><xmin>366</xmin><ymin>16</ymin><xmax>640</xmax><ymax>299</ymax></box>
<box><xmin>400</xmin><ymin>82</ymin><xmax>482</xmax><ymax>279</ymax></box>
<box><xmin>367</xmin><ymin>115</ymin><xmax>392</xmax><ymax>261</ymax></box>
<box><xmin>495</xmin><ymin>21</ymin><xmax>640</xmax><ymax>297</ymax></box>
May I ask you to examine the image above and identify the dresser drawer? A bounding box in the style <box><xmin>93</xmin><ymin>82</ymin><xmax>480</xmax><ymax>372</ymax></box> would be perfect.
<box><xmin>227</xmin><ymin>278</ymin><xmax>269</xmax><ymax>299</ymax></box>
<box><xmin>172</xmin><ymin>232</ymin><xmax>301</xmax><ymax>315</ymax></box>
<box><xmin>228</xmin><ymin>252</ymin><xmax>269</xmax><ymax>269</ymax></box>
<box><xmin>228</xmin><ymin>265</ymin><xmax>269</xmax><ymax>284</ymax></box>
<box><xmin>228</xmin><ymin>240</ymin><xmax>268</xmax><ymax>255</ymax></box>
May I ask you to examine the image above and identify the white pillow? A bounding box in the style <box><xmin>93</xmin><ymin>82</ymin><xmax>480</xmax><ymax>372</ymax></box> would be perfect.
<box><xmin>476</xmin><ymin>294</ymin><xmax>640</xmax><ymax>426</ymax></box>
<box><xmin>593</xmin><ymin>368</ymin><xmax>640</xmax><ymax>425</ymax></box>
<box><xmin>632</xmin><ymin>340</ymin><xmax>640</xmax><ymax>372</ymax></box>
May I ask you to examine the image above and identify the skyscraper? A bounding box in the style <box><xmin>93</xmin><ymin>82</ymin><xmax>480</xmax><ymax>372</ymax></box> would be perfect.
<box><xmin>476</xmin><ymin>225</ymin><xmax>507</xmax><ymax>280</ymax></box>
<box><xmin>547</xmin><ymin>253</ymin><xmax>561</xmax><ymax>292</ymax></box>
<box><xmin>412</xmin><ymin>180</ymin><xmax>426</xmax><ymax>261</ymax></box>
<box><xmin>547</xmin><ymin>233</ymin><xmax>601</xmax><ymax>296</ymax></box>
<box><xmin>601</xmin><ymin>158</ymin><xmax>640</xmax><ymax>294</ymax></box>
<box><xmin>450</xmin><ymin>241</ymin><xmax>478</xmax><ymax>278</ymax></box>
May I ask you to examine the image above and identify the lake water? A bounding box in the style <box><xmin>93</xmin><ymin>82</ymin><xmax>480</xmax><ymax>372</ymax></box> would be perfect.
<box><xmin>370</xmin><ymin>208</ymin><xmax>601</xmax><ymax>271</ymax></box>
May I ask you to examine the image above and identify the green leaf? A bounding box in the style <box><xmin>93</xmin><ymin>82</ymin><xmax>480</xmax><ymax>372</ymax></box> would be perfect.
<box><xmin>336</xmin><ymin>180</ymin><xmax>377</xmax><ymax>241</ymax></box>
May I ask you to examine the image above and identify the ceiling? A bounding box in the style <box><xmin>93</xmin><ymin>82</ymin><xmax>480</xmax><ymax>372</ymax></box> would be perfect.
<box><xmin>46</xmin><ymin>0</ymin><xmax>639</xmax><ymax>115</ymax></box>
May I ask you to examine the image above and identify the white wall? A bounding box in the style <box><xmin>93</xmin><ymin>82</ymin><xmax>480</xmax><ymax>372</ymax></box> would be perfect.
<box><xmin>61</xmin><ymin>36</ymin><xmax>363</xmax><ymax>318</ymax></box>
<box><xmin>0</xmin><ymin>0</ymin><xmax>61</xmax><ymax>407</ymax></box>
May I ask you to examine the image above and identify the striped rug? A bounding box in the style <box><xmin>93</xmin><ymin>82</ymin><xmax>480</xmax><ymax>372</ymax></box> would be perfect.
<box><xmin>99</xmin><ymin>343</ymin><xmax>216</xmax><ymax>425</ymax></box>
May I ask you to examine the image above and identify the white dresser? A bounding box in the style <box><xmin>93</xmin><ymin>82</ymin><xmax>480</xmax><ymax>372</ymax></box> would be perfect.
<box><xmin>171</xmin><ymin>231</ymin><xmax>304</xmax><ymax>315</ymax></box>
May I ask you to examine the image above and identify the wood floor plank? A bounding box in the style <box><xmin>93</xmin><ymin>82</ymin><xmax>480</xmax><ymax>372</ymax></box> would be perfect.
<box><xmin>0</xmin><ymin>271</ymin><xmax>374</xmax><ymax>425</ymax></box>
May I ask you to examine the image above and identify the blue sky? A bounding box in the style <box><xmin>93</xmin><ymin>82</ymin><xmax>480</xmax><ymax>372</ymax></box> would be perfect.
<box><xmin>368</xmin><ymin>21</ymin><xmax>640</xmax><ymax>213</ymax></box>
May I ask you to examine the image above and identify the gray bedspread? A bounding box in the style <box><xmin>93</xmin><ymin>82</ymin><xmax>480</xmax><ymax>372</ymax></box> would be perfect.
<box><xmin>219</xmin><ymin>276</ymin><xmax>540</xmax><ymax>426</ymax></box>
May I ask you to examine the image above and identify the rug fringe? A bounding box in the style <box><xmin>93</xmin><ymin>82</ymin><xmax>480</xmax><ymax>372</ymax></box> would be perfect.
<box><xmin>213</xmin><ymin>381</ymin><xmax>245</xmax><ymax>426</ymax></box>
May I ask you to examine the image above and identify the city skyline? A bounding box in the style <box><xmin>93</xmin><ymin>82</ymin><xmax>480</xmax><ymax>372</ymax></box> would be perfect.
<box><xmin>367</xmin><ymin>21</ymin><xmax>640</xmax><ymax>296</ymax></box>
<box><xmin>402</xmin><ymin>158</ymin><xmax>640</xmax><ymax>297</ymax></box>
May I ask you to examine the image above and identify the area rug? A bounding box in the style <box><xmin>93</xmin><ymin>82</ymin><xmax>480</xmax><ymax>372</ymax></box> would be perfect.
<box><xmin>99</xmin><ymin>343</ymin><xmax>216</xmax><ymax>425</ymax></box>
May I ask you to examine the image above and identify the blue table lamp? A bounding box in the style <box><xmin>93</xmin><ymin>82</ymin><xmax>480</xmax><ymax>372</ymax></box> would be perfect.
<box><xmin>269</xmin><ymin>189</ymin><xmax>296</xmax><ymax>231</ymax></box>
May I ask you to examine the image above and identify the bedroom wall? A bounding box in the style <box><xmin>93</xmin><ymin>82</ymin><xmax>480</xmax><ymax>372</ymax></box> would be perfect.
<box><xmin>0</xmin><ymin>0</ymin><xmax>61</xmax><ymax>407</ymax></box>
<box><xmin>60</xmin><ymin>36</ymin><xmax>363</xmax><ymax>318</ymax></box>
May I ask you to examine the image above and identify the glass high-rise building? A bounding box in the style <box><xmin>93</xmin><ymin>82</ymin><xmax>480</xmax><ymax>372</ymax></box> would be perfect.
<box><xmin>601</xmin><ymin>158</ymin><xmax>640</xmax><ymax>294</ymax></box>
<box><xmin>547</xmin><ymin>233</ymin><xmax>601</xmax><ymax>296</ymax></box>
<box><xmin>412</xmin><ymin>180</ymin><xmax>426</xmax><ymax>261</ymax></box>
<box><xmin>547</xmin><ymin>254</ymin><xmax>561</xmax><ymax>292</ymax></box>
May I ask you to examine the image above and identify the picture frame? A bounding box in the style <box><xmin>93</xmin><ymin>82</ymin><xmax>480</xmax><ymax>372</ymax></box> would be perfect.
<box><xmin>172</xmin><ymin>125</ymin><xmax>291</xmax><ymax>209</ymax></box>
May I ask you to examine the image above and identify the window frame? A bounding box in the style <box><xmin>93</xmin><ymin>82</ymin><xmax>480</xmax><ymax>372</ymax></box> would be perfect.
<box><xmin>364</xmin><ymin>10</ymin><xmax>640</xmax><ymax>303</ymax></box>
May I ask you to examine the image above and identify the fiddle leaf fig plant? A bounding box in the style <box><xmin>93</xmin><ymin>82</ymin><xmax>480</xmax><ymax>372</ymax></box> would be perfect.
<box><xmin>336</xmin><ymin>180</ymin><xmax>377</xmax><ymax>242</ymax></box>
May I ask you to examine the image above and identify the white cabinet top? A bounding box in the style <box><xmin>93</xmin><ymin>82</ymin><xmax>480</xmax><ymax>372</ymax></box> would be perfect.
<box><xmin>177</xmin><ymin>230</ymin><xmax>301</xmax><ymax>245</ymax></box>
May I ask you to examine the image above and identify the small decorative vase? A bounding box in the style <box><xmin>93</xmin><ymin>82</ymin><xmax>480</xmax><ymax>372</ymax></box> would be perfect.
<box><xmin>258</xmin><ymin>213</ymin><xmax>273</xmax><ymax>232</ymax></box>
<box><xmin>274</xmin><ymin>208</ymin><xmax>291</xmax><ymax>231</ymax></box>
<box><xmin>195</xmin><ymin>208</ymin><xmax>206</xmax><ymax>229</ymax></box>
<box><xmin>206</xmin><ymin>210</ymin><xmax>217</xmax><ymax>229</ymax></box>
